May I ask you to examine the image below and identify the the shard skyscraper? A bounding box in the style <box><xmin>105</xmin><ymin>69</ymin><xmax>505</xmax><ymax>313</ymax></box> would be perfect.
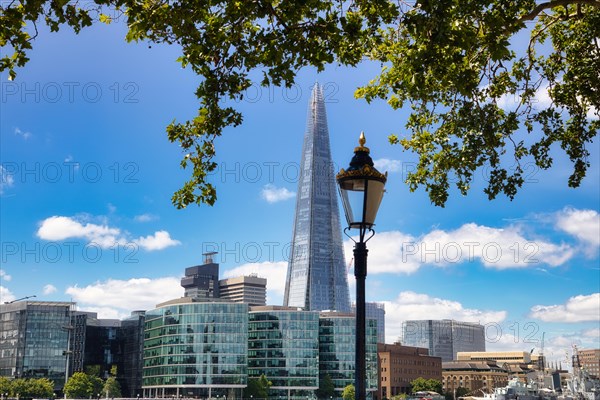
<box><xmin>283</xmin><ymin>83</ymin><xmax>351</xmax><ymax>312</ymax></box>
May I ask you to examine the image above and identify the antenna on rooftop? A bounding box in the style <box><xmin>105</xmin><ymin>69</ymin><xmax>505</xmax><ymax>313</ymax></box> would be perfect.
<box><xmin>203</xmin><ymin>251</ymin><xmax>218</xmax><ymax>264</ymax></box>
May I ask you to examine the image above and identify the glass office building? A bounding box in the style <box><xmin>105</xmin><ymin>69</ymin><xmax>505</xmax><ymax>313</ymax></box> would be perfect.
<box><xmin>283</xmin><ymin>83</ymin><xmax>351</xmax><ymax>313</ymax></box>
<box><xmin>142</xmin><ymin>299</ymin><xmax>248</xmax><ymax>399</ymax></box>
<box><xmin>318</xmin><ymin>312</ymin><xmax>378</xmax><ymax>396</ymax></box>
<box><xmin>248</xmin><ymin>307</ymin><xmax>319</xmax><ymax>399</ymax></box>
<box><xmin>401</xmin><ymin>320</ymin><xmax>485</xmax><ymax>362</ymax></box>
<box><xmin>0</xmin><ymin>301</ymin><xmax>72</xmax><ymax>390</ymax></box>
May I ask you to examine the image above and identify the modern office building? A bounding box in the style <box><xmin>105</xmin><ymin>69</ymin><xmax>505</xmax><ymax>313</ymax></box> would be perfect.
<box><xmin>576</xmin><ymin>348</ymin><xmax>600</xmax><ymax>379</ymax></box>
<box><xmin>70</xmin><ymin>311</ymin><xmax>121</xmax><ymax>378</ymax></box>
<box><xmin>219</xmin><ymin>275</ymin><xmax>267</xmax><ymax>306</ymax></box>
<box><xmin>248</xmin><ymin>306</ymin><xmax>320</xmax><ymax>399</ymax></box>
<box><xmin>119</xmin><ymin>310</ymin><xmax>146</xmax><ymax>398</ymax></box>
<box><xmin>319</xmin><ymin>312</ymin><xmax>378</xmax><ymax>396</ymax></box>
<box><xmin>402</xmin><ymin>320</ymin><xmax>485</xmax><ymax>362</ymax></box>
<box><xmin>283</xmin><ymin>83</ymin><xmax>351</xmax><ymax>313</ymax></box>
<box><xmin>377</xmin><ymin>342</ymin><xmax>442</xmax><ymax>399</ymax></box>
<box><xmin>353</xmin><ymin>302</ymin><xmax>385</xmax><ymax>343</ymax></box>
<box><xmin>142</xmin><ymin>298</ymin><xmax>248</xmax><ymax>399</ymax></box>
<box><xmin>0</xmin><ymin>301</ymin><xmax>72</xmax><ymax>390</ymax></box>
<box><xmin>180</xmin><ymin>254</ymin><xmax>221</xmax><ymax>300</ymax></box>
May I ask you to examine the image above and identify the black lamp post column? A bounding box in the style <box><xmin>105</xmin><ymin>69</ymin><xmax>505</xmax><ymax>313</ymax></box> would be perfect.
<box><xmin>336</xmin><ymin>132</ymin><xmax>387</xmax><ymax>400</ymax></box>
<box><xmin>354</xmin><ymin>240</ymin><xmax>368</xmax><ymax>400</ymax></box>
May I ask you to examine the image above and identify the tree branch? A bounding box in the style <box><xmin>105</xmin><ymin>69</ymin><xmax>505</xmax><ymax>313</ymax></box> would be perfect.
<box><xmin>519</xmin><ymin>0</ymin><xmax>600</xmax><ymax>22</ymax></box>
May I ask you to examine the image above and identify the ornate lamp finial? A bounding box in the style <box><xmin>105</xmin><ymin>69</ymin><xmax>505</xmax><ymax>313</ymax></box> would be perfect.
<box><xmin>355</xmin><ymin>131</ymin><xmax>370</xmax><ymax>153</ymax></box>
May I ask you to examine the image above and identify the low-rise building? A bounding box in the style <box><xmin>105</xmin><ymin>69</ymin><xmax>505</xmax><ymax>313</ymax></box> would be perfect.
<box><xmin>442</xmin><ymin>361</ymin><xmax>508</xmax><ymax>395</ymax></box>
<box><xmin>377</xmin><ymin>342</ymin><xmax>442</xmax><ymax>399</ymax></box>
<box><xmin>577</xmin><ymin>348</ymin><xmax>600</xmax><ymax>379</ymax></box>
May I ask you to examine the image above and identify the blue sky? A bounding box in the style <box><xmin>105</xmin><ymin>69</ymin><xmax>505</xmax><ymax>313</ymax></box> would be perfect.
<box><xmin>1</xmin><ymin>17</ymin><xmax>598</xmax><ymax>365</ymax></box>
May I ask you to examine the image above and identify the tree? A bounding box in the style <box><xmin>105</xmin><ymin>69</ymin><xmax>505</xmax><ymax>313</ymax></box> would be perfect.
<box><xmin>27</xmin><ymin>378</ymin><xmax>54</xmax><ymax>398</ymax></box>
<box><xmin>103</xmin><ymin>377</ymin><xmax>121</xmax><ymax>398</ymax></box>
<box><xmin>342</xmin><ymin>384</ymin><xmax>355</xmax><ymax>400</ymax></box>
<box><xmin>89</xmin><ymin>375</ymin><xmax>104</xmax><ymax>398</ymax></box>
<box><xmin>0</xmin><ymin>377</ymin><xmax>12</xmax><ymax>397</ymax></box>
<box><xmin>84</xmin><ymin>365</ymin><xmax>101</xmax><ymax>378</ymax></box>
<box><xmin>243</xmin><ymin>374</ymin><xmax>271</xmax><ymax>399</ymax></box>
<box><xmin>316</xmin><ymin>374</ymin><xmax>336</xmax><ymax>399</ymax></box>
<box><xmin>411</xmin><ymin>378</ymin><xmax>443</xmax><ymax>394</ymax></box>
<box><xmin>1</xmin><ymin>0</ymin><xmax>598</xmax><ymax>208</ymax></box>
<box><xmin>64</xmin><ymin>372</ymin><xmax>94</xmax><ymax>399</ymax></box>
<box><xmin>5</xmin><ymin>379</ymin><xmax>54</xmax><ymax>399</ymax></box>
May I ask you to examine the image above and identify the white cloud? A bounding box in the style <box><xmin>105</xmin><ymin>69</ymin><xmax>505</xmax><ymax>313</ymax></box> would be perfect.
<box><xmin>37</xmin><ymin>215</ymin><xmax>180</xmax><ymax>251</ymax></box>
<box><xmin>530</xmin><ymin>293</ymin><xmax>600</xmax><ymax>322</ymax></box>
<box><xmin>66</xmin><ymin>277</ymin><xmax>183</xmax><ymax>318</ymax></box>
<box><xmin>134</xmin><ymin>213</ymin><xmax>158</xmax><ymax>222</ymax></box>
<box><xmin>37</xmin><ymin>215</ymin><xmax>124</xmax><ymax>248</ymax></box>
<box><xmin>0</xmin><ymin>165</ymin><xmax>15</xmax><ymax>194</ymax></box>
<box><xmin>0</xmin><ymin>286</ymin><xmax>16</xmax><ymax>303</ymax></box>
<box><xmin>107</xmin><ymin>203</ymin><xmax>117</xmax><ymax>214</ymax></box>
<box><xmin>43</xmin><ymin>284</ymin><xmax>57</xmax><ymax>295</ymax></box>
<box><xmin>15</xmin><ymin>127</ymin><xmax>32</xmax><ymax>140</ymax></box>
<box><xmin>134</xmin><ymin>230</ymin><xmax>181</xmax><ymax>251</ymax></box>
<box><xmin>345</xmin><ymin>222</ymin><xmax>574</xmax><ymax>275</ymax></box>
<box><xmin>383</xmin><ymin>291</ymin><xmax>507</xmax><ymax>344</ymax></box>
<box><xmin>555</xmin><ymin>208</ymin><xmax>600</xmax><ymax>248</ymax></box>
<box><xmin>261</xmin><ymin>184</ymin><xmax>295</xmax><ymax>203</ymax></box>
<box><xmin>0</xmin><ymin>269</ymin><xmax>12</xmax><ymax>282</ymax></box>
<box><xmin>373</xmin><ymin>158</ymin><xmax>402</xmax><ymax>173</ymax></box>
<box><xmin>495</xmin><ymin>84</ymin><xmax>552</xmax><ymax>111</ymax></box>
<box><xmin>582</xmin><ymin>328</ymin><xmax>600</xmax><ymax>340</ymax></box>
<box><xmin>222</xmin><ymin>261</ymin><xmax>288</xmax><ymax>305</ymax></box>
<box><xmin>64</xmin><ymin>155</ymin><xmax>80</xmax><ymax>170</ymax></box>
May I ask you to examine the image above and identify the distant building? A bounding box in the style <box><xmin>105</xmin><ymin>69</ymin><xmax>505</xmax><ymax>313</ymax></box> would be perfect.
<box><xmin>577</xmin><ymin>348</ymin><xmax>600</xmax><ymax>379</ymax></box>
<box><xmin>219</xmin><ymin>275</ymin><xmax>267</xmax><ymax>306</ymax></box>
<box><xmin>180</xmin><ymin>253</ymin><xmax>220</xmax><ymax>300</ymax></box>
<box><xmin>119</xmin><ymin>311</ymin><xmax>146</xmax><ymax>398</ymax></box>
<box><xmin>402</xmin><ymin>320</ymin><xmax>485</xmax><ymax>362</ymax></box>
<box><xmin>142</xmin><ymin>297</ymin><xmax>248</xmax><ymax>399</ymax></box>
<box><xmin>70</xmin><ymin>311</ymin><xmax>121</xmax><ymax>378</ymax></box>
<box><xmin>319</xmin><ymin>312</ymin><xmax>378</xmax><ymax>395</ymax></box>
<box><xmin>377</xmin><ymin>342</ymin><xmax>442</xmax><ymax>399</ymax></box>
<box><xmin>248</xmin><ymin>306</ymin><xmax>319</xmax><ymax>399</ymax></box>
<box><xmin>283</xmin><ymin>83</ymin><xmax>351</xmax><ymax>312</ymax></box>
<box><xmin>353</xmin><ymin>302</ymin><xmax>385</xmax><ymax>343</ymax></box>
<box><xmin>0</xmin><ymin>301</ymin><xmax>72</xmax><ymax>391</ymax></box>
<box><xmin>442</xmin><ymin>361</ymin><xmax>508</xmax><ymax>394</ymax></box>
<box><xmin>458</xmin><ymin>351</ymin><xmax>541</xmax><ymax>376</ymax></box>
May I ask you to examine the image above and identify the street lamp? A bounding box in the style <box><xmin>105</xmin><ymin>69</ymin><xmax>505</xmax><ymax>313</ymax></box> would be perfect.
<box><xmin>336</xmin><ymin>132</ymin><xmax>386</xmax><ymax>400</ymax></box>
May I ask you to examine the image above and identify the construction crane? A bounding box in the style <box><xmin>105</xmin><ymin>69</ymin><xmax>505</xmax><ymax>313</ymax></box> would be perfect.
<box><xmin>4</xmin><ymin>295</ymin><xmax>36</xmax><ymax>304</ymax></box>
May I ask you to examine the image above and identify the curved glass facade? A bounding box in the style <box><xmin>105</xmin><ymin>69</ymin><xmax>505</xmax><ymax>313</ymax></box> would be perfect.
<box><xmin>142</xmin><ymin>301</ymin><xmax>248</xmax><ymax>398</ymax></box>
<box><xmin>318</xmin><ymin>313</ymin><xmax>378</xmax><ymax>395</ymax></box>
<box><xmin>248</xmin><ymin>308</ymin><xmax>319</xmax><ymax>399</ymax></box>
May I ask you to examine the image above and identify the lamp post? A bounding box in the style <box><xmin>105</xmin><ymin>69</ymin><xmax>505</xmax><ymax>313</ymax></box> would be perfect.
<box><xmin>336</xmin><ymin>132</ymin><xmax>386</xmax><ymax>400</ymax></box>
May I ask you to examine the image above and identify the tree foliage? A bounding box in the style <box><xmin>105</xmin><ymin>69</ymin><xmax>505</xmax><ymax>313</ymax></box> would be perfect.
<box><xmin>243</xmin><ymin>374</ymin><xmax>272</xmax><ymax>399</ymax></box>
<box><xmin>2</xmin><ymin>378</ymin><xmax>54</xmax><ymax>399</ymax></box>
<box><xmin>0</xmin><ymin>377</ymin><xmax>11</xmax><ymax>396</ymax></box>
<box><xmin>316</xmin><ymin>374</ymin><xmax>336</xmax><ymax>399</ymax></box>
<box><xmin>1</xmin><ymin>0</ymin><xmax>598</xmax><ymax>207</ymax></box>
<box><xmin>411</xmin><ymin>378</ymin><xmax>443</xmax><ymax>394</ymax></box>
<box><xmin>103</xmin><ymin>377</ymin><xmax>121</xmax><ymax>398</ymax></box>
<box><xmin>64</xmin><ymin>372</ymin><xmax>94</xmax><ymax>399</ymax></box>
<box><xmin>342</xmin><ymin>384</ymin><xmax>355</xmax><ymax>400</ymax></box>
